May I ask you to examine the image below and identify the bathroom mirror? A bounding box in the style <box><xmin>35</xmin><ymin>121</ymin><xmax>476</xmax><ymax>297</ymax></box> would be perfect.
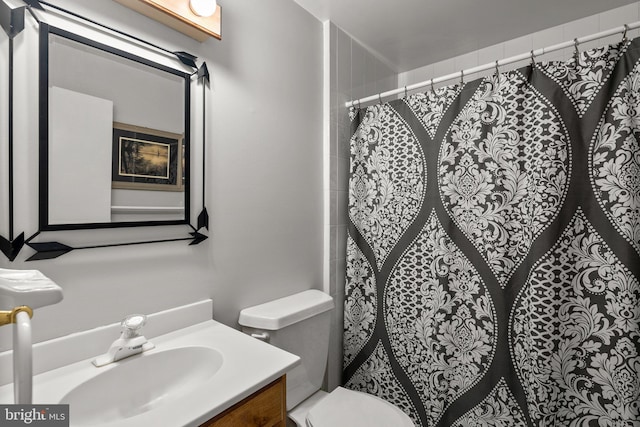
<box><xmin>39</xmin><ymin>24</ymin><xmax>191</xmax><ymax>231</ymax></box>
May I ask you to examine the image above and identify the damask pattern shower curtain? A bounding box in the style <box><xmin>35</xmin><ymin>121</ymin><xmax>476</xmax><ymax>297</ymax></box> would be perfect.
<box><xmin>343</xmin><ymin>36</ymin><xmax>640</xmax><ymax>427</ymax></box>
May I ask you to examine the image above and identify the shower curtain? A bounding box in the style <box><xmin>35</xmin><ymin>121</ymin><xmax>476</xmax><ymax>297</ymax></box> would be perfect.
<box><xmin>343</xmin><ymin>36</ymin><xmax>640</xmax><ymax>427</ymax></box>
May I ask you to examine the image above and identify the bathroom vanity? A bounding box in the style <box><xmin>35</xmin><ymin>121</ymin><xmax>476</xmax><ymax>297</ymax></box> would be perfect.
<box><xmin>0</xmin><ymin>300</ymin><xmax>299</xmax><ymax>427</ymax></box>
<box><xmin>201</xmin><ymin>376</ymin><xmax>286</xmax><ymax>427</ymax></box>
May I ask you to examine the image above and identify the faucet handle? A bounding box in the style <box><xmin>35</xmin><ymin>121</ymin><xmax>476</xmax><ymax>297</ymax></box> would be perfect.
<box><xmin>121</xmin><ymin>314</ymin><xmax>147</xmax><ymax>338</ymax></box>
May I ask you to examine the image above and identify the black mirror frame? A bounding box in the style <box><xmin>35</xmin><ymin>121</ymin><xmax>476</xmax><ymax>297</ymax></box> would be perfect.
<box><xmin>0</xmin><ymin>0</ymin><xmax>209</xmax><ymax>261</ymax></box>
<box><xmin>38</xmin><ymin>23</ymin><xmax>192</xmax><ymax>231</ymax></box>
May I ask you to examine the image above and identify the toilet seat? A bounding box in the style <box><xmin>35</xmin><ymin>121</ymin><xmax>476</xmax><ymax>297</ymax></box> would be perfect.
<box><xmin>304</xmin><ymin>387</ymin><xmax>414</xmax><ymax>427</ymax></box>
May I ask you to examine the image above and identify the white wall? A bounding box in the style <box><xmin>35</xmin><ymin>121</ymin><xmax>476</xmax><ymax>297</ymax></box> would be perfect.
<box><xmin>0</xmin><ymin>0</ymin><xmax>323</xmax><ymax>351</ymax></box>
<box><xmin>399</xmin><ymin>2</ymin><xmax>640</xmax><ymax>87</ymax></box>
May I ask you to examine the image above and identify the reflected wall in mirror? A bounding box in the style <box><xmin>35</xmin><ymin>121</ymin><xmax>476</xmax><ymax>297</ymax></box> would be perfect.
<box><xmin>40</xmin><ymin>24</ymin><xmax>191</xmax><ymax>231</ymax></box>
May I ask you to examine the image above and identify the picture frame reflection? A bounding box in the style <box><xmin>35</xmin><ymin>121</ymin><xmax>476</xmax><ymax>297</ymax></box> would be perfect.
<box><xmin>111</xmin><ymin>122</ymin><xmax>184</xmax><ymax>192</ymax></box>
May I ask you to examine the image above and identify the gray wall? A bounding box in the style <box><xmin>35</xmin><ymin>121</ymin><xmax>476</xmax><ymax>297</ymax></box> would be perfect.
<box><xmin>0</xmin><ymin>0</ymin><xmax>323</xmax><ymax>349</ymax></box>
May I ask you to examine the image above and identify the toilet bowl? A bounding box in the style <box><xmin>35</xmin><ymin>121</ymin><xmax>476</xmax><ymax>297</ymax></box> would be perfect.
<box><xmin>290</xmin><ymin>387</ymin><xmax>414</xmax><ymax>427</ymax></box>
<box><xmin>238</xmin><ymin>290</ymin><xmax>413</xmax><ymax>427</ymax></box>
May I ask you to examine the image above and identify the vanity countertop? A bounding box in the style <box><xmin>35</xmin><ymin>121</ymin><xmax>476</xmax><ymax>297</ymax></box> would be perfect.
<box><xmin>0</xmin><ymin>319</ymin><xmax>300</xmax><ymax>426</ymax></box>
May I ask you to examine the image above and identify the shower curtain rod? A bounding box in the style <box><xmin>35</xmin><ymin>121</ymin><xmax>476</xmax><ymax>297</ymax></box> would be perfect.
<box><xmin>346</xmin><ymin>21</ymin><xmax>640</xmax><ymax>108</ymax></box>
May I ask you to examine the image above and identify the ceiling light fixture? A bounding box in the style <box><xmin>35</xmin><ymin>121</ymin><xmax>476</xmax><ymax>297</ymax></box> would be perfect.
<box><xmin>189</xmin><ymin>0</ymin><xmax>218</xmax><ymax>17</ymax></box>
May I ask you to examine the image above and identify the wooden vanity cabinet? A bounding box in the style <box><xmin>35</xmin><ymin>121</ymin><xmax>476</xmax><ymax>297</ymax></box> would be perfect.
<box><xmin>200</xmin><ymin>376</ymin><xmax>286</xmax><ymax>427</ymax></box>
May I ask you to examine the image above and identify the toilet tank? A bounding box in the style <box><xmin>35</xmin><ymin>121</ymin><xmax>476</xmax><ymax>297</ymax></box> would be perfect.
<box><xmin>238</xmin><ymin>290</ymin><xmax>334</xmax><ymax>410</ymax></box>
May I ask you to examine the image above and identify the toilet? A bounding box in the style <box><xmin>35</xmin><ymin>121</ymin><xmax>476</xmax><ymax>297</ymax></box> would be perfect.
<box><xmin>238</xmin><ymin>289</ymin><xmax>414</xmax><ymax>427</ymax></box>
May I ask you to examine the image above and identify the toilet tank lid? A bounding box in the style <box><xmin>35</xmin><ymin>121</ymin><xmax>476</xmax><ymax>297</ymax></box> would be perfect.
<box><xmin>239</xmin><ymin>290</ymin><xmax>334</xmax><ymax>330</ymax></box>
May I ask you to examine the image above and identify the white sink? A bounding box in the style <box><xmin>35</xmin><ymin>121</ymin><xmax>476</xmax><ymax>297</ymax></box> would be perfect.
<box><xmin>0</xmin><ymin>313</ymin><xmax>300</xmax><ymax>427</ymax></box>
<box><xmin>60</xmin><ymin>347</ymin><xmax>223</xmax><ymax>426</ymax></box>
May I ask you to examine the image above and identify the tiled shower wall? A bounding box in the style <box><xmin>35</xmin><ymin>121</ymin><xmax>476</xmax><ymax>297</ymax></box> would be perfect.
<box><xmin>399</xmin><ymin>2</ymin><xmax>640</xmax><ymax>87</ymax></box>
<box><xmin>324</xmin><ymin>23</ymin><xmax>398</xmax><ymax>390</ymax></box>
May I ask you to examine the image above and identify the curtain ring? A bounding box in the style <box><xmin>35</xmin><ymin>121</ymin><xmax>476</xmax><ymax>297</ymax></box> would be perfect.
<box><xmin>378</xmin><ymin>93</ymin><xmax>383</xmax><ymax>104</ymax></box>
<box><xmin>623</xmin><ymin>24</ymin><xmax>629</xmax><ymax>42</ymax></box>
<box><xmin>494</xmin><ymin>60</ymin><xmax>500</xmax><ymax>77</ymax></box>
<box><xmin>357</xmin><ymin>99</ymin><xmax>361</xmax><ymax>110</ymax></box>
<box><xmin>404</xmin><ymin>86</ymin><xmax>408</xmax><ymax>99</ymax></box>
<box><xmin>430</xmin><ymin>79</ymin><xmax>435</xmax><ymax>94</ymax></box>
<box><xmin>460</xmin><ymin>70</ymin><xmax>464</xmax><ymax>85</ymax></box>
<box><xmin>574</xmin><ymin>38</ymin><xmax>580</xmax><ymax>60</ymax></box>
<box><xmin>530</xmin><ymin>50</ymin><xmax>536</xmax><ymax>67</ymax></box>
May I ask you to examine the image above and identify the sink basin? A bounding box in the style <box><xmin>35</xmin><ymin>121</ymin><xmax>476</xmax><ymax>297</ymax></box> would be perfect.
<box><xmin>60</xmin><ymin>346</ymin><xmax>223</xmax><ymax>426</ymax></box>
<box><xmin>0</xmin><ymin>311</ymin><xmax>301</xmax><ymax>427</ymax></box>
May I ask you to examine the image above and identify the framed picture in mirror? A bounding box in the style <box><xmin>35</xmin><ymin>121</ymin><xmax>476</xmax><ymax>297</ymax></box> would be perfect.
<box><xmin>111</xmin><ymin>122</ymin><xmax>184</xmax><ymax>192</ymax></box>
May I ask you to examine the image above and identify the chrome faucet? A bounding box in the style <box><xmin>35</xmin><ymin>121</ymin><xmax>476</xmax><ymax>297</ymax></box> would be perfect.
<box><xmin>92</xmin><ymin>314</ymin><xmax>155</xmax><ymax>367</ymax></box>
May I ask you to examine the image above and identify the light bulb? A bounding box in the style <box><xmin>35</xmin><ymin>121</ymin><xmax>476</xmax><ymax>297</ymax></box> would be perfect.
<box><xmin>189</xmin><ymin>0</ymin><xmax>217</xmax><ymax>17</ymax></box>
